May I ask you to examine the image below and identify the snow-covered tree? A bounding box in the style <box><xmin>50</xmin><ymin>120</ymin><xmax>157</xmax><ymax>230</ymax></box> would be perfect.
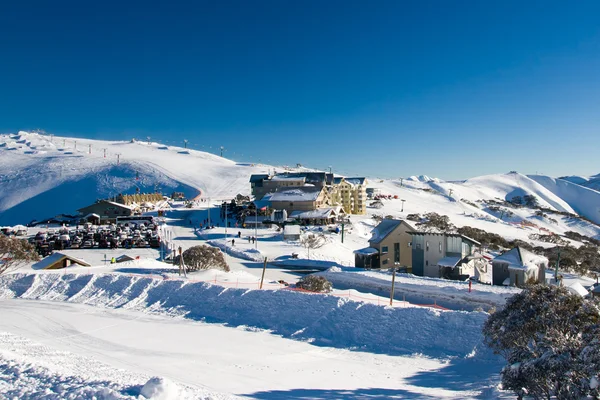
<box><xmin>0</xmin><ymin>235</ymin><xmax>39</xmax><ymax>276</ymax></box>
<box><xmin>483</xmin><ymin>285</ymin><xmax>600</xmax><ymax>399</ymax></box>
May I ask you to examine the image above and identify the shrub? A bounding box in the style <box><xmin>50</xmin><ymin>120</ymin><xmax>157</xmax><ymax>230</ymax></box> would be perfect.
<box><xmin>483</xmin><ymin>286</ymin><xmax>600</xmax><ymax>399</ymax></box>
<box><xmin>296</xmin><ymin>275</ymin><xmax>333</xmax><ymax>293</ymax></box>
<box><xmin>0</xmin><ymin>235</ymin><xmax>39</xmax><ymax>275</ymax></box>
<box><xmin>174</xmin><ymin>245</ymin><xmax>229</xmax><ymax>272</ymax></box>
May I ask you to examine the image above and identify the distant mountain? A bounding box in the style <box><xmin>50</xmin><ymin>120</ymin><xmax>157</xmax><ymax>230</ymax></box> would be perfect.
<box><xmin>558</xmin><ymin>174</ymin><xmax>600</xmax><ymax>192</ymax></box>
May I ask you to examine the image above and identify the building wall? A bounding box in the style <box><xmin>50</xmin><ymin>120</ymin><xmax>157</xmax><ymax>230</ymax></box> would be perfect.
<box><xmin>370</xmin><ymin>222</ymin><xmax>413</xmax><ymax>269</ymax></box>
<box><xmin>78</xmin><ymin>202</ymin><xmax>133</xmax><ymax>221</ymax></box>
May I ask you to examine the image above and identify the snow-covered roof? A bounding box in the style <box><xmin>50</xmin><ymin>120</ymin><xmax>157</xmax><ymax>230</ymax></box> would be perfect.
<box><xmin>344</xmin><ymin>177</ymin><xmax>366</xmax><ymax>186</ymax></box>
<box><xmin>370</xmin><ymin>219</ymin><xmax>415</xmax><ymax>244</ymax></box>
<box><xmin>270</xmin><ymin>187</ymin><xmax>322</xmax><ymax>202</ymax></box>
<box><xmin>271</xmin><ymin>175</ymin><xmax>306</xmax><ymax>182</ymax></box>
<box><xmin>32</xmin><ymin>252</ymin><xmax>91</xmax><ymax>270</ymax></box>
<box><xmin>104</xmin><ymin>200</ymin><xmax>135</xmax><ymax>210</ymax></box>
<box><xmin>370</xmin><ymin>219</ymin><xmax>403</xmax><ymax>244</ymax></box>
<box><xmin>493</xmin><ymin>247</ymin><xmax>547</xmax><ymax>271</ymax></box>
<box><xmin>249</xmin><ymin>174</ymin><xmax>269</xmax><ymax>183</ymax></box>
<box><xmin>566</xmin><ymin>282</ymin><xmax>589</xmax><ymax>297</ymax></box>
<box><xmin>438</xmin><ymin>256</ymin><xmax>461</xmax><ymax>268</ymax></box>
<box><xmin>290</xmin><ymin>208</ymin><xmax>337</xmax><ymax>219</ymax></box>
<box><xmin>354</xmin><ymin>247</ymin><xmax>379</xmax><ymax>255</ymax></box>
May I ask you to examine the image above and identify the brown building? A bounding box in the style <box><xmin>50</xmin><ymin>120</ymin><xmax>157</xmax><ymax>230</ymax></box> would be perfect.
<box><xmin>355</xmin><ymin>219</ymin><xmax>415</xmax><ymax>270</ymax></box>
<box><xmin>77</xmin><ymin>200</ymin><xmax>135</xmax><ymax>223</ymax></box>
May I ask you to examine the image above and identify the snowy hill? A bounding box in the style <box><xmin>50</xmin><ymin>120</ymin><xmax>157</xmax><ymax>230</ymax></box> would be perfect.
<box><xmin>559</xmin><ymin>173</ymin><xmax>600</xmax><ymax>192</ymax></box>
<box><xmin>0</xmin><ymin>131</ymin><xmax>270</xmax><ymax>225</ymax></box>
<box><xmin>1</xmin><ymin>131</ymin><xmax>599</xmax><ymax>244</ymax></box>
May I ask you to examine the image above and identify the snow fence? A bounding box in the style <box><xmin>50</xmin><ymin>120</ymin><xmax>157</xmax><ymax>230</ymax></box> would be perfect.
<box><xmin>0</xmin><ymin>273</ymin><xmax>490</xmax><ymax>359</ymax></box>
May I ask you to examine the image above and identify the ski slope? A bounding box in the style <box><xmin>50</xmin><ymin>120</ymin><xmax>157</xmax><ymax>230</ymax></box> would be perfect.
<box><xmin>0</xmin><ymin>131</ymin><xmax>270</xmax><ymax>225</ymax></box>
<box><xmin>1</xmin><ymin>131</ymin><xmax>599</xmax><ymax>243</ymax></box>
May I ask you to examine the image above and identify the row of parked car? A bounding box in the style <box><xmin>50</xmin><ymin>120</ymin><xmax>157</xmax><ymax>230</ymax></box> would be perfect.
<box><xmin>31</xmin><ymin>222</ymin><xmax>162</xmax><ymax>256</ymax></box>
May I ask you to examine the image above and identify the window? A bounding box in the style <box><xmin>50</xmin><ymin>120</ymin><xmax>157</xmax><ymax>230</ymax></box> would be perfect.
<box><xmin>383</xmin><ymin>259</ymin><xmax>389</xmax><ymax>265</ymax></box>
<box><xmin>426</xmin><ymin>260</ymin><xmax>429</xmax><ymax>266</ymax></box>
<box><xmin>289</xmin><ymin>202</ymin><xmax>294</xmax><ymax>207</ymax></box>
<box><xmin>439</xmin><ymin>242</ymin><xmax>442</xmax><ymax>253</ymax></box>
<box><xmin>381</xmin><ymin>246</ymin><xmax>389</xmax><ymax>254</ymax></box>
<box><xmin>426</xmin><ymin>241</ymin><xmax>429</xmax><ymax>251</ymax></box>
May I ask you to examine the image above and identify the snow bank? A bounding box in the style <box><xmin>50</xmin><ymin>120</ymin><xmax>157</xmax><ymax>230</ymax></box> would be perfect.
<box><xmin>318</xmin><ymin>268</ymin><xmax>520</xmax><ymax>309</ymax></box>
<box><xmin>206</xmin><ymin>238</ymin><xmax>265</xmax><ymax>262</ymax></box>
<box><xmin>0</xmin><ymin>273</ymin><xmax>490</xmax><ymax>359</ymax></box>
<box><xmin>141</xmin><ymin>377</ymin><xmax>180</xmax><ymax>400</ymax></box>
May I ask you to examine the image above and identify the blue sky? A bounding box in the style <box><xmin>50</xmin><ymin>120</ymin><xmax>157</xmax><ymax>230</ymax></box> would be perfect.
<box><xmin>1</xmin><ymin>0</ymin><xmax>599</xmax><ymax>179</ymax></box>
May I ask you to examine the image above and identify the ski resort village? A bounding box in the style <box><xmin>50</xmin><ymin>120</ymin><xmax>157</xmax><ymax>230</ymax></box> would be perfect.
<box><xmin>1</xmin><ymin>131</ymin><xmax>600</xmax><ymax>399</ymax></box>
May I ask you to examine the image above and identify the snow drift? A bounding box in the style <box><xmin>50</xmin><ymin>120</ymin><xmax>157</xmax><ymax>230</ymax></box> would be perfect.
<box><xmin>0</xmin><ymin>273</ymin><xmax>490</xmax><ymax>359</ymax></box>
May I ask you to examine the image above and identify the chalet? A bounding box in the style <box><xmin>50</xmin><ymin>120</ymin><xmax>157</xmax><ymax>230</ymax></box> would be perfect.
<box><xmin>354</xmin><ymin>219</ymin><xmax>414</xmax><ymax>270</ymax></box>
<box><xmin>32</xmin><ymin>252</ymin><xmax>91</xmax><ymax>270</ymax></box>
<box><xmin>77</xmin><ymin>200</ymin><xmax>134</xmax><ymax>223</ymax></box>
<box><xmin>269</xmin><ymin>187</ymin><xmax>327</xmax><ymax>213</ymax></box>
<box><xmin>410</xmin><ymin>232</ymin><xmax>480</xmax><ymax>278</ymax></box>
<box><xmin>290</xmin><ymin>207</ymin><xmax>341</xmax><ymax>225</ymax></box>
<box><xmin>491</xmin><ymin>247</ymin><xmax>547</xmax><ymax>287</ymax></box>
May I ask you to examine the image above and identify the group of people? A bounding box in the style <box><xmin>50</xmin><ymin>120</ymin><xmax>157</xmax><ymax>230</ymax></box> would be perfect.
<box><xmin>230</xmin><ymin>233</ymin><xmax>256</xmax><ymax>246</ymax></box>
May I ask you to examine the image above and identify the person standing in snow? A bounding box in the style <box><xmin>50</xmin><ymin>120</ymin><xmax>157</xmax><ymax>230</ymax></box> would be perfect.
<box><xmin>231</xmin><ymin>239</ymin><xmax>235</xmax><ymax>246</ymax></box>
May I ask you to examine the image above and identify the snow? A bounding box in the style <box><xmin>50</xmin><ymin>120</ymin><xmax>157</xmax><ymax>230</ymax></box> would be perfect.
<box><xmin>140</xmin><ymin>377</ymin><xmax>181</xmax><ymax>400</ymax></box>
<box><xmin>369</xmin><ymin>219</ymin><xmax>403</xmax><ymax>243</ymax></box>
<box><xmin>31</xmin><ymin>252</ymin><xmax>91</xmax><ymax>270</ymax></box>
<box><xmin>494</xmin><ymin>247</ymin><xmax>547</xmax><ymax>271</ymax></box>
<box><xmin>0</xmin><ymin>332</ymin><xmax>227</xmax><ymax>399</ymax></box>
<box><xmin>354</xmin><ymin>247</ymin><xmax>379</xmax><ymax>255</ymax></box>
<box><xmin>269</xmin><ymin>187</ymin><xmax>322</xmax><ymax>202</ymax></box>
<box><xmin>0</xmin><ymin>273</ymin><xmax>506</xmax><ymax>398</ymax></box>
<box><xmin>438</xmin><ymin>256</ymin><xmax>462</xmax><ymax>268</ymax></box>
<box><xmin>566</xmin><ymin>281</ymin><xmax>589</xmax><ymax>297</ymax></box>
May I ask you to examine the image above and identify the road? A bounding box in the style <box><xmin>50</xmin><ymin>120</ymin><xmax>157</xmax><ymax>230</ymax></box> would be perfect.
<box><xmin>0</xmin><ymin>299</ymin><xmax>465</xmax><ymax>399</ymax></box>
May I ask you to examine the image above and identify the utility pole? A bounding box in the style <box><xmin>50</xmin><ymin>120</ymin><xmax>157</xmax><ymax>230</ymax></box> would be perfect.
<box><xmin>207</xmin><ymin>198</ymin><xmax>211</xmax><ymax>227</ymax></box>
<box><xmin>220</xmin><ymin>146</ymin><xmax>225</xmax><ymax>157</ymax></box>
<box><xmin>341</xmin><ymin>220</ymin><xmax>345</xmax><ymax>243</ymax></box>
<box><xmin>147</xmin><ymin>136</ymin><xmax>151</xmax><ymax>144</ymax></box>
<box><xmin>555</xmin><ymin>247</ymin><xmax>561</xmax><ymax>284</ymax></box>
<box><xmin>63</xmin><ymin>139</ymin><xmax>66</xmax><ymax>147</ymax></box>
<box><xmin>255</xmin><ymin>209</ymin><xmax>258</xmax><ymax>250</ymax></box>
<box><xmin>401</xmin><ymin>199</ymin><xmax>406</xmax><ymax>213</ymax></box>
<box><xmin>400</xmin><ymin>178</ymin><xmax>403</xmax><ymax>187</ymax></box>
<box><xmin>390</xmin><ymin>266</ymin><xmax>398</xmax><ymax>306</ymax></box>
<box><xmin>103</xmin><ymin>148</ymin><xmax>107</xmax><ymax>158</ymax></box>
<box><xmin>88</xmin><ymin>144</ymin><xmax>92</xmax><ymax>154</ymax></box>
<box><xmin>116</xmin><ymin>153</ymin><xmax>121</xmax><ymax>165</ymax></box>
<box><xmin>260</xmin><ymin>257</ymin><xmax>267</xmax><ymax>289</ymax></box>
<box><xmin>328</xmin><ymin>166</ymin><xmax>332</xmax><ymax>174</ymax></box>
<box><xmin>74</xmin><ymin>140</ymin><xmax>77</xmax><ymax>150</ymax></box>
<box><xmin>184</xmin><ymin>139</ymin><xmax>188</xmax><ymax>149</ymax></box>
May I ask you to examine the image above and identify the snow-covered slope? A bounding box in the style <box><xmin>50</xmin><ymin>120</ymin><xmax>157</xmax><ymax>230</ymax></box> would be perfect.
<box><xmin>2</xmin><ymin>131</ymin><xmax>599</xmax><ymax>243</ymax></box>
<box><xmin>559</xmin><ymin>173</ymin><xmax>600</xmax><ymax>192</ymax></box>
<box><xmin>0</xmin><ymin>131</ymin><xmax>270</xmax><ymax>225</ymax></box>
